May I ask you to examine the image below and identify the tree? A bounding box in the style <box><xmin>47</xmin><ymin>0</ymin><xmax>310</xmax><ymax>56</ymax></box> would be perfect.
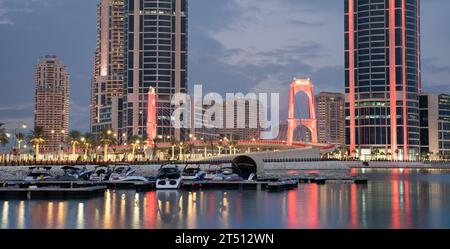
<box><xmin>29</xmin><ymin>127</ymin><xmax>46</xmax><ymax>160</ymax></box>
<box><xmin>81</xmin><ymin>132</ymin><xmax>96</xmax><ymax>160</ymax></box>
<box><xmin>15</xmin><ymin>132</ymin><xmax>26</xmax><ymax>154</ymax></box>
<box><xmin>0</xmin><ymin>123</ymin><xmax>9</xmax><ymax>146</ymax></box>
<box><xmin>66</xmin><ymin>130</ymin><xmax>81</xmax><ymax>159</ymax></box>
<box><xmin>128</xmin><ymin>135</ymin><xmax>142</xmax><ymax>160</ymax></box>
<box><xmin>99</xmin><ymin>130</ymin><xmax>116</xmax><ymax>160</ymax></box>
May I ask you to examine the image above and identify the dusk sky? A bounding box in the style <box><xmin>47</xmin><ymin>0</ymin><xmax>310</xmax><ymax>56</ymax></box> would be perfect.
<box><xmin>1</xmin><ymin>0</ymin><xmax>449</xmax><ymax>132</ymax></box>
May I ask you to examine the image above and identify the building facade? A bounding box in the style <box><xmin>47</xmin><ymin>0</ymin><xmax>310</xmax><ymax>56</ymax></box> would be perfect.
<box><xmin>121</xmin><ymin>0</ymin><xmax>188</xmax><ymax>141</ymax></box>
<box><xmin>91</xmin><ymin>0</ymin><xmax>125</xmax><ymax>137</ymax></box>
<box><xmin>420</xmin><ymin>93</ymin><xmax>450</xmax><ymax>159</ymax></box>
<box><xmin>190</xmin><ymin>98</ymin><xmax>265</xmax><ymax>141</ymax></box>
<box><xmin>34</xmin><ymin>55</ymin><xmax>69</xmax><ymax>153</ymax></box>
<box><xmin>316</xmin><ymin>92</ymin><xmax>345</xmax><ymax>145</ymax></box>
<box><xmin>345</xmin><ymin>0</ymin><xmax>421</xmax><ymax>160</ymax></box>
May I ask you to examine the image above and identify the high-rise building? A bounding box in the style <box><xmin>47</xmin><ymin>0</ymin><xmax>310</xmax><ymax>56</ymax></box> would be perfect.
<box><xmin>91</xmin><ymin>0</ymin><xmax>125</xmax><ymax>136</ymax></box>
<box><xmin>345</xmin><ymin>0</ymin><xmax>421</xmax><ymax>160</ymax></box>
<box><xmin>419</xmin><ymin>93</ymin><xmax>450</xmax><ymax>159</ymax></box>
<box><xmin>219</xmin><ymin>98</ymin><xmax>265</xmax><ymax>141</ymax></box>
<box><xmin>121</xmin><ymin>0</ymin><xmax>188</xmax><ymax>141</ymax></box>
<box><xmin>316</xmin><ymin>92</ymin><xmax>345</xmax><ymax>145</ymax></box>
<box><xmin>34</xmin><ymin>55</ymin><xmax>69</xmax><ymax>153</ymax></box>
<box><xmin>191</xmin><ymin>98</ymin><xmax>265</xmax><ymax>141</ymax></box>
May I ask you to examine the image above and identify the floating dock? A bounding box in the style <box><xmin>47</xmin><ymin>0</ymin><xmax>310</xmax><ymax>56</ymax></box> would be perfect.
<box><xmin>0</xmin><ymin>185</ymin><xmax>106</xmax><ymax>199</ymax></box>
<box><xmin>297</xmin><ymin>176</ymin><xmax>368</xmax><ymax>185</ymax></box>
<box><xmin>181</xmin><ymin>179</ymin><xmax>299</xmax><ymax>192</ymax></box>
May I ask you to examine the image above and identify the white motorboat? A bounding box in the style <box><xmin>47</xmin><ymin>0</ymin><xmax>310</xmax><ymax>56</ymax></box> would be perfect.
<box><xmin>181</xmin><ymin>165</ymin><xmax>205</xmax><ymax>181</ymax></box>
<box><xmin>23</xmin><ymin>167</ymin><xmax>54</xmax><ymax>182</ymax></box>
<box><xmin>156</xmin><ymin>165</ymin><xmax>182</xmax><ymax>190</ymax></box>
<box><xmin>108</xmin><ymin>164</ymin><xmax>148</xmax><ymax>182</ymax></box>
<box><xmin>57</xmin><ymin>166</ymin><xmax>93</xmax><ymax>181</ymax></box>
<box><xmin>205</xmin><ymin>166</ymin><xmax>243</xmax><ymax>181</ymax></box>
<box><xmin>88</xmin><ymin>165</ymin><xmax>111</xmax><ymax>181</ymax></box>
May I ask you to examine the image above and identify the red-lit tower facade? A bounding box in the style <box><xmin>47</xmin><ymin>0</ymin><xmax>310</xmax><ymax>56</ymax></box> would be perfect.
<box><xmin>345</xmin><ymin>0</ymin><xmax>421</xmax><ymax>161</ymax></box>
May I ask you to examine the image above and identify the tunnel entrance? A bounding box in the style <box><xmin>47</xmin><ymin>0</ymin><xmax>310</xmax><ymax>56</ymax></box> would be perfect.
<box><xmin>231</xmin><ymin>155</ymin><xmax>265</xmax><ymax>180</ymax></box>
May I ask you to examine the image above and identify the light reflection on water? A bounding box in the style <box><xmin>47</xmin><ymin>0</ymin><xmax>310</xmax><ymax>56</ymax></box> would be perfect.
<box><xmin>1</xmin><ymin>169</ymin><xmax>450</xmax><ymax>229</ymax></box>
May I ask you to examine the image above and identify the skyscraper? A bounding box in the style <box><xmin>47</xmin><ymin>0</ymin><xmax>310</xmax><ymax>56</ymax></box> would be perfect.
<box><xmin>345</xmin><ymin>0</ymin><xmax>421</xmax><ymax>160</ymax></box>
<box><xmin>122</xmin><ymin>0</ymin><xmax>188</xmax><ymax>141</ymax></box>
<box><xmin>91</xmin><ymin>0</ymin><xmax>125</xmax><ymax>136</ymax></box>
<box><xmin>316</xmin><ymin>92</ymin><xmax>345</xmax><ymax>145</ymax></box>
<box><xmin>419</xmin><ymin>93</ymin><xmax>450</xmax><ymax>160</ymax></box>
<box><xmin>34</xmin><ymin>55</ymin><xmax>69</xmax><ymax>153</ymax></box>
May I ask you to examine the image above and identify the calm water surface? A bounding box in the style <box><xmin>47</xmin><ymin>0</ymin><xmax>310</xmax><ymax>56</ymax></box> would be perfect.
<box><xmin>1</xmin><ymin>169</ymin><xmax>450</xmax><ymax>229</ymax></box>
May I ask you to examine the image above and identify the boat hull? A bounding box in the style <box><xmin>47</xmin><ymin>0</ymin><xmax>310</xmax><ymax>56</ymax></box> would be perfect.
<box><xmin>156</xmin><ymin>178</ymin><xmax>182</xmax><ymax>190</ymax></box>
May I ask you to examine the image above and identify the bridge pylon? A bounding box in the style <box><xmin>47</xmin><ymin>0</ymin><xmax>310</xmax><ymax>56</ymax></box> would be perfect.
<box><xmin>286</xmin><ymin>78</ymin><xmax>318</xmax><ymax>146</ymax></box>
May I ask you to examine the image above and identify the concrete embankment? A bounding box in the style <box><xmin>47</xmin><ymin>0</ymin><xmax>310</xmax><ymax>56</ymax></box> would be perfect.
<box><xmin>264</xmin><ymin>161</ymin><xmax>349</xmax><ymax>171</ymax></box>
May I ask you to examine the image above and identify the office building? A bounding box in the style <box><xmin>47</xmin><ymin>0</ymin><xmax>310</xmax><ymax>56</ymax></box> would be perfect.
<box><xmin>420</xmin><ymin>93</ymin><xmax>450</xmax><ymax>159</ymax></box>
<box><xmin>121</xmin><ymin>0</ymin><xmax>188</xmax><ymax>141</ymax></box>
<box><xmin>345</xmin><ymin>0</ymin><xmax>421</xmax><ymax>160</ymax></box>
<box><xmin>91</xmin><ymin>0</ymin><xmax>125</xmax><ymax>136</ymax></box>
<box><xmin>316</xmin><ymin>92</ymin><xmax>345</xmax><ymax>144</ymax></box>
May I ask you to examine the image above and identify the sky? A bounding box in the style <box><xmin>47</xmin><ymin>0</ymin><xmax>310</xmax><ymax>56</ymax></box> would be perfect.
<box><xmin>0</xmin><ymin>0</ymin><xmax>449</xmax><ymax>132</ymax></box>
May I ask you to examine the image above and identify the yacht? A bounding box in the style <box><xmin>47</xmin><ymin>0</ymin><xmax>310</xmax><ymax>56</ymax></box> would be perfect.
<box><xmin>156</xmin><ymin>165</ymin><xmax>182</xmax><ymax>190</ymax></box>
<box><xmin>108</xmin><ymin>164</ymin><xmax>148</xmax><ymax>182</ymax></box>
<box><xmin>205</xmin><ymin>166</ymin><xmax>243</xmax><ymax>181</ymax></box>
<box><xmin>181</xmin><ymin>165</ymin><xmax>205</xmax><ymax>181</ymax></box>
<box><xmin>23</xmin><ymin>167</ymin><xmax>54</xmax><ymax>182</ymax></box>
<box><xmin>88</xmin><ymin>165</ymin><xmax>111</xmax><ymax>181</ymax></box>
<box><xmin>57</xmin><ymin>166</ymin><xmax>92</xmax><ymax>181</ymax></box>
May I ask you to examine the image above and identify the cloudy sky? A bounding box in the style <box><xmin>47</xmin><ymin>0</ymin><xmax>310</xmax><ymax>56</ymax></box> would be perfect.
<box><xmin>0</xmin><ymin>0</ymin><xmax>449</xmax><ymax>132</ymax></box>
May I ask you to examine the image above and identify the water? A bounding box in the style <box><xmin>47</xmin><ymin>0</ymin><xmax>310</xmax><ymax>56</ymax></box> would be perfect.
<box><xmin>1</xmin><ymin>168</ymin><xmax>450</xmax><ymax>229</ymax></box>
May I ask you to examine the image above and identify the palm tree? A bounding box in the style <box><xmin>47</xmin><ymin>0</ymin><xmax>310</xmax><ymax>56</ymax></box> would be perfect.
<box><xmin>0</xmin><ymin>123</ymin><xmax>9</xmax><ymax>146</ymax></box>
<box><xmin>15</xmin><ymin>132</ymin><xmax>26</xmax><ymax>154</ymax></box>
<box><xmin>81</xmin><ymin>132</ymin><xmax>96</xmax><ymax>160</ymax></box>
<box><xmin>99</xmin><ymin>130</ymin><xmax>116</xmax><ymax>160</ymax></box>
<box><xmin>66</xmin><ymin>130</ymin><xmax>81</xmax><ymax>159</ymax></box>
<box><xmin>29</xmin><ymin>127</ymin><xmax>45</xmax><ymax>160</ymax></box>
<box><xmin>128</xmin><ymin>135</ymin><xmax>142</xmax><ymax>160</ymax></box>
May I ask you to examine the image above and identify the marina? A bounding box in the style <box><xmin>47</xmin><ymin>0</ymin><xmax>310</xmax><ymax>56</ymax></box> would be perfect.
<box><xmin>0</xmin><ymin>168</ymin><xmax>449</xmax><ymax>229</ymax></box>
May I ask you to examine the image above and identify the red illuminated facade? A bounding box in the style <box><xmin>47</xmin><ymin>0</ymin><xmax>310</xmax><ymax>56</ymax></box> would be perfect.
<box><xmin>287</xmin><ymin>78</ymin><xmax>318</xmax><ymax>146</ymax></box>
<box><xmin>345</xmin><ymin>0</ymin><xmax>421</xmax><ymax>160</ymax></box>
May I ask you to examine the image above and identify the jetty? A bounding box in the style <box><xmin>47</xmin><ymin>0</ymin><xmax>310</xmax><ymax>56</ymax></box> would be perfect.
<box><xmin>0</xmin><ymin>185</ymin><xmax>106</xmax><ymax>199</ymax></box>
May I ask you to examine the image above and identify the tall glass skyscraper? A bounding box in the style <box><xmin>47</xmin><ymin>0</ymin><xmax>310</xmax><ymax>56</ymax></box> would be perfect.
<box><xmin>345</xmin><ymin>0</ymin><xmax>421</xmax><ymax>160</ymax></box>
<box><xmin>91</xmin><ymin>0</ymin><xmax>125</xmax><ymax>136</ymax></box>
<box><xmin>121</xmin><ymin>0</ymin><xmax>188</xmax><ymax>141</ymax></box>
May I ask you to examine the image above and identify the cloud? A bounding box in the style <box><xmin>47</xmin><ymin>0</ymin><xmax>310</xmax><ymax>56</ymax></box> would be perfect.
<box><xmin>0</xmin><ymin>0</ymin><xmax>46</xmax><ymax>25</ymax></box>
<box><xmin>208</xmin><ymin>0</ymin><xmax>343</xmax><ymax>69</ymax></box>
<box><xmin>0</xmin><ymin>103</ymin><xmax>33</xmax><ymax>112</ymax></box>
